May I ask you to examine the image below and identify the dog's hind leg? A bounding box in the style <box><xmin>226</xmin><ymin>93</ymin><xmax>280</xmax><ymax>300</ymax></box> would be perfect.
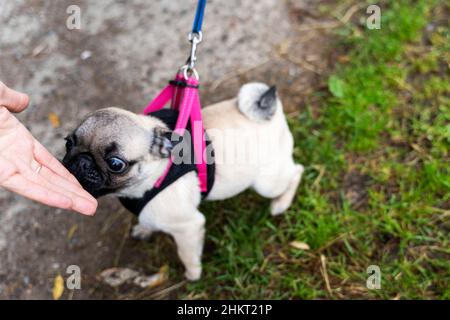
<box><xmin>253</xmin><ymin>161</ymin><xmax>304</xmax><ymax>216</ymax></box>
<box><xmin>269</xmin><ymin>164</ymin><xmax>304</xmax><ymax>215</ymax></box>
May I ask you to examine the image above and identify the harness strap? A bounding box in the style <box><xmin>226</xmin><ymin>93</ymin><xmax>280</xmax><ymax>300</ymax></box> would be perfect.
<box><xmin>190</xmin><ymin>91</ymin><xmax>207</xmax><ymax>192</ymax></box>
<box><xmin>142</xmin><ymin>75</ymin><xmax>208</xmax><ymax>193</ymax></box>
<box><xmin>174</xmin><ymin>77</ymin><xmax>197</xmax><ymax>137</ymax></box>
<box><xmin>142</xmin><ymin>84</ymin><xmax>173</xmax><ymax>114</ymax></box>
<box><xmin>171</xmin><ymin>73</ymin><xmax>185</xmax><ymax>110</ymax></box>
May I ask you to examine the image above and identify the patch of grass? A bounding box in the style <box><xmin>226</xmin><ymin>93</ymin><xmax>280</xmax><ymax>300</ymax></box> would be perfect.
<box><xmin>180</xmin><ymin>0</ymin><xmax>449</xmax><ymax>299</ymax></box>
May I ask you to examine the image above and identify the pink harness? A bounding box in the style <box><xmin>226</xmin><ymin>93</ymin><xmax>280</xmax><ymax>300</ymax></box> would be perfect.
<box><xmin>142</xmin><ymin>73</ymin><xmax>208</xmax><ymax>193</ymax></box>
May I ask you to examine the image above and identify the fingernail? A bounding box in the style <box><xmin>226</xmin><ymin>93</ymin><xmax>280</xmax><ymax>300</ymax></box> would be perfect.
<box><xmin>14</xmin><ymin>93</ymin><xmax>29</xmax><ymax>111</ymax></box>
<box><xmin>20</xmin><ymin>94</ymin><xmax>29</xmax><ymax>108</ymax></box>
<box><xmin>75</xmin><ymin>199</ymin><xmax>97</xmax><ymax>216</ymax></box>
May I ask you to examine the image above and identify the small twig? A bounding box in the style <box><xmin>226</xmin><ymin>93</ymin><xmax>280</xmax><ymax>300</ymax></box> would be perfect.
<box><xmin>427</xmin><ymin>208</ymin><xmax>450</xmax><ymax>225</ymax></box>
<box><xmin>295</xmin><ymin>21</ymin><xmax>340</xmax><ymax>32</ymax></box>
<box><xmin>316</xmin><ymin>232</ymin><xmax>348</xmax><ymax>252</ymax></box>
<box><xmin>320</xmin><ymin>254</ymin><xmax>333</xmax><ymax>297</ymax></box>
<box><xmin>338</xmin><ymin>3</ymin><xmax>362</xmax><ymax>24</ymax></box>
<box><xmin>210</xmin><ymin>59</ymin><xmax>271</xmax><ymax>91</ymax></box>
<box><xmin>392</xmin><ymin>76</ymin><xmax>415</xmax><ymax>94</ymax></box>
<box><xmin>147</xmin><ymin>281</ymin><xmax>187</xmax><ymax>300</ymax></box>
<box><xmin>31</xmin><ymin>43</ymin><xmax>48</xmax><ymax>57</ymax></box>
<box><xmin>410</xmin><ymin>143</ymin><xmax>433</xmax><ymax>161</ymax></box>
<box><xmin>312</xmin><ymin>164</ymin><xmax>326</xmax><ymax>188</ymax></box>
<box><xmin>100</xmin><ymin>208</ymin><xmax>127</xmax><ymax>235</ymax></box>
<box><xmin>287</xmin><ymin>110</ymin><xmax>301</xmax><ymax>117</ymax></box>
<box><xmin>281</xmin><ymin>54</ymin><xmax>323</xmax><ymax>75</ymax></box>
<box><xmin>295</xmin><ymin>3</ymin><xmax>363</xmax><ymax>33</ymax></box>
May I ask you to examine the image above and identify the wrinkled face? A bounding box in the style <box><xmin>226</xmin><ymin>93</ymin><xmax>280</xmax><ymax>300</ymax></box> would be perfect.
<box><xmin>63</xmin><ymin>108</ymin><xmax>171</xmax><ymax>198</ymax></box>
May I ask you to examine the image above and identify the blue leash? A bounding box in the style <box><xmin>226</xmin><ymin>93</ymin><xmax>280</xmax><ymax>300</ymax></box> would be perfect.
<box><xmin>183</xmin><ymin>0</ymin><xmax>207</xmax><ymax>77</ymax></box>
<box><xmin>192</xmin><ymin>0</ymin><xmax>207</xmax><ymax>34</ymax></box>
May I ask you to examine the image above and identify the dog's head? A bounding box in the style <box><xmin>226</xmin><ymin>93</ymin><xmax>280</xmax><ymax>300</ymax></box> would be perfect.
<box><xmin>63</xmin><ymin>107</ymin><xmax>172</xmax><ymax>198</ymax></box>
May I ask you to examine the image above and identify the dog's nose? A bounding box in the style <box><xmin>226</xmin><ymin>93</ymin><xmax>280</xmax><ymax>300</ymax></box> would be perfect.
<box><xmin>78</xmin><ymin>154</ymin><xmax>95</xmax><ymax>171</ymax></box>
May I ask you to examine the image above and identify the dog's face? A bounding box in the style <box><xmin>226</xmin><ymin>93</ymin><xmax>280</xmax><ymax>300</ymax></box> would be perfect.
<box><xmin>63</xmin><ymin>107</ymin><xmax>172</xmax><ymax>198</ymax></box>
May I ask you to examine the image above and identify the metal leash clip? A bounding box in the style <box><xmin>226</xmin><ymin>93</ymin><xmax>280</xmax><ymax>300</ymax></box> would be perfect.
<box><xmin>182</xmin><ymin>31</ymin><xmax>202</xmax><ymax>80</ymax></box>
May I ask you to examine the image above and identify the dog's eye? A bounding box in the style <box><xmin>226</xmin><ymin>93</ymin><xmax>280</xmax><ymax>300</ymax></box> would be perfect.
<box><xmin>106</xmin><ymin>157</ymin><xmax>127</xmax><ymax>173</ymax></box>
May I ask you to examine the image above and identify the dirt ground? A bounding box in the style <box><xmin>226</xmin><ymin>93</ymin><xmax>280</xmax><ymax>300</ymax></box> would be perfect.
<box><xmin>0</xmin><ymin>0</ymin><xmax>330</xmax><ymax>299</ymax></box>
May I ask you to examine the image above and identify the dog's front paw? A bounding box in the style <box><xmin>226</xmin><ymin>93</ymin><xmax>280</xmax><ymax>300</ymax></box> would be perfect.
<box><xmin>185</xmin><ymin>266</ymin><xmax>202</xmax><ymax>281</ymax></box>
<box><xmin>130</xmin><ymin>224</ymin><xmax>154</xmax><ymax>241</ymax></box>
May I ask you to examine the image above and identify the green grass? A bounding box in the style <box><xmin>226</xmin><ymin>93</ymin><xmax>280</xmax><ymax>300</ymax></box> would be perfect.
<box><xmin>179</xmin><ymin>0</ymin><xmax>450</xmax><ymax>299</ymax></box>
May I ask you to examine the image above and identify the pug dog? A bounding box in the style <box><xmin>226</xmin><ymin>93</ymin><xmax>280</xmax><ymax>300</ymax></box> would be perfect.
<box><xmin>63</xmin><ymin>82</ymin><xmax>304</xmax><ymax>280</ymax></box>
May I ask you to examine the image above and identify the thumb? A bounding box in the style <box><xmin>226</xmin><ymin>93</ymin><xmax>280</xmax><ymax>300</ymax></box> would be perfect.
<box><xmin>0</xmin><ymin>81</ymin><xmax>29</xmax><ymax>113</ymax></box>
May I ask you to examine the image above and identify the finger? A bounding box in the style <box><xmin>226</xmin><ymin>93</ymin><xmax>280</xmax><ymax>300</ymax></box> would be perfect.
<box><xmin>2</xmin><ymin>174</ymin><xmax>73</xmax><ymax>210</ymax></box>
<box><xmin>0</xmin><ymin>81</ymin><xmax>29</xmax><ymax>113</ymax></box>
<box><xmin>33</xmin><ymin>139</ymin><xmax>81</xmax><ymax>186</ymax></box>
<box><xmin>31</xmin><ymin>172</ymin><xmax>97</xmax><ymax>216</ymax></box>
<box><xmin>11</xmin><ymin>155</ymin><xmax>97</xmax><ymax>216</ymax></box>
<box><xmin>39</xmin><ymin>165</ymin><xmax>97</xmax><ymax>204</ymax></box>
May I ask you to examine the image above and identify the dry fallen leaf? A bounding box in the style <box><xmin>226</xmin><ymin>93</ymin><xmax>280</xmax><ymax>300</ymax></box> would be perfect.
<box><xmin>133</xmin><ymin>266</ymin><xmax>168</xmax><ymax>289</ymax></box>
<box><xmin>48</xmin><ymin>112</ymin><xmax>60</xmax><ymax>128</ymax></box>
<box><xmin>99</xmin><ymin>268</ymin><xmax>139</xmax><ymax>287</ymax></box>
<box><xmin>100</xmin><ymin>266</ymin><xmax>169</xmax><ymax>288</ymax></box>
<box><xmin>32</xmin><ymin>43</ymin><xmax>47</xmax><ymax>57</ymax></box>
<box><xmin>337</xmin><ymin>55</ymin><xmax>350</xmax><ymax>63</ymax></box>
<box><xmin>392</xmin><ymin>293</ymin><xmax>401</xmax><ymax>300</ymax></box>
<box><xmin>67</xmin><ymin>224</ymin><xmax>78</xmax><ymax>242</ymax></box>
<box><xmin>278</xmin><ymin>251</ymin><xmax>288</xmax><ymax>261</ymax></box>
<box><xmin>80</xmin><ymin>50</ymin><xmax>92</xmax><ymax>60</ymax></box>
<box><xmin>52</xmin><ymin>274</ymin><xmax>64</xmax><ymax>300</ymax></box>
<box><xmin>289</xmin><ymin>241</ymin><xmax>310</xmax><ymax>251</ymax></box>
<box><xmin>277</xmin><ymin>40</ymin><xmax>290</xmax><ymax>56</ymax></box>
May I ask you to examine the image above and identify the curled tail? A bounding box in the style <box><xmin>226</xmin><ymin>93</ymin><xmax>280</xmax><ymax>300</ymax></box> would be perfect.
<box><xmin>238</xmin><ymin>82</ymin><xmax>278</xmax><ymax>122</ymax></box>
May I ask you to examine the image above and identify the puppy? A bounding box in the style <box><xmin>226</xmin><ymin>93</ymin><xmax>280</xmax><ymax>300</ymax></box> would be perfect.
<box><xmin>63</xmin><ymin>83</ymin><xmax>304</xmax><ymax>280</ymax></box>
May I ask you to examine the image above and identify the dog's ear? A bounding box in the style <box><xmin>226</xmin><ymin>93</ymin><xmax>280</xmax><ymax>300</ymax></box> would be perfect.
<box><xmin>150</xmin><ymin>127</ymin><xmax>173</xmax><ymax>158</ymax></box>
<box><xmin>258</xmin><ymin>86</ymin><xmax>277</xmax><ymax>110</ymax></box>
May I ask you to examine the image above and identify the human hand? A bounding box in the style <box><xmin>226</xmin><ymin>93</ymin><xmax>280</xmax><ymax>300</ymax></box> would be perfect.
<box><xmin>0</xmin><ymin>82</ymin><xmax>97</xmax><ymax>215</ymax></box>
